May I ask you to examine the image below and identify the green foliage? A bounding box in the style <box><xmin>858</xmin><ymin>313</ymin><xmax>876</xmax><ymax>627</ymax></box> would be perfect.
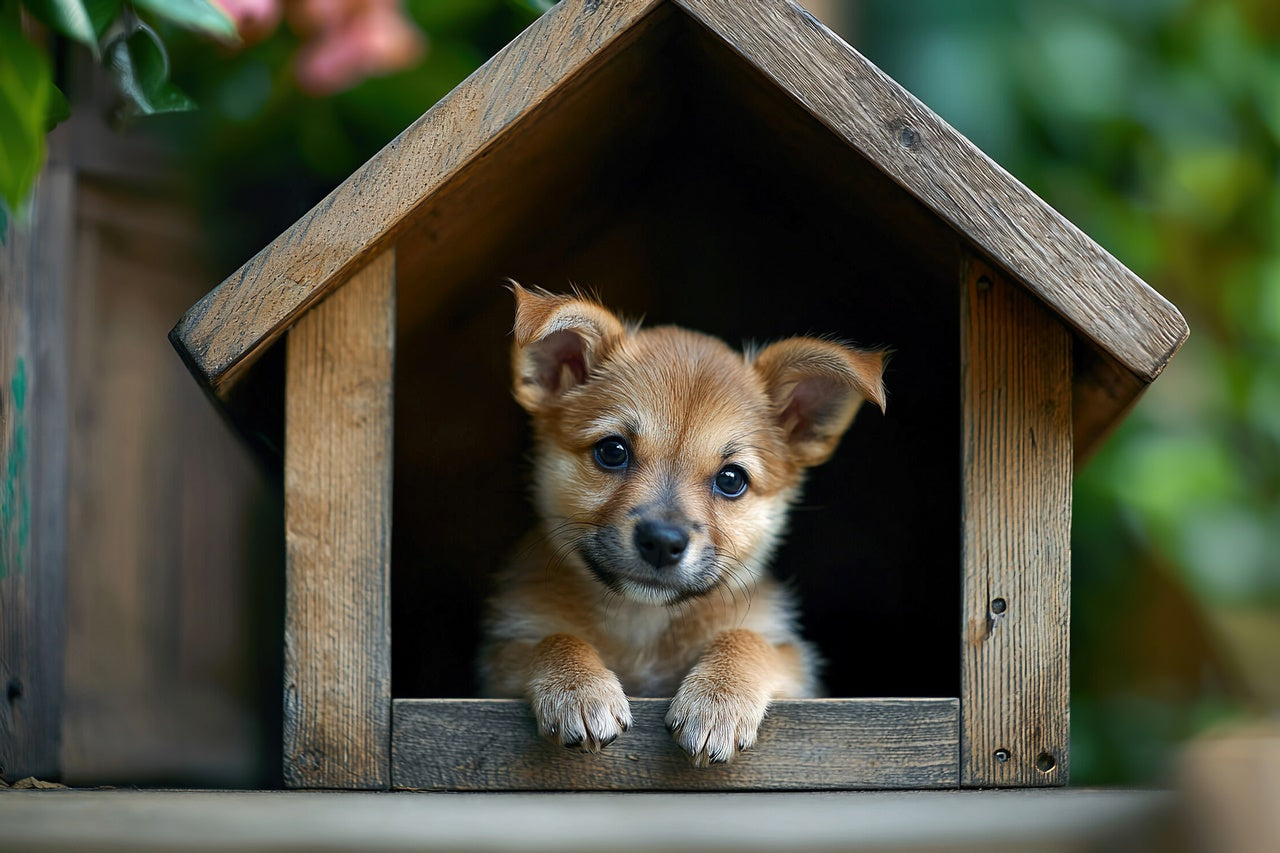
<box><xmin>107</xmin><ymin>23</ymin><xmax>198</xmax><ymax>117</ymax></box>
<box><xmin>158</xmin><ymin>0</ymin><xmax>539</xmax><ymax>265</ymax></box>
<box><xmin>0</xmin><ymin>0</ymin><xmax>230</xmax><ymax>219</ymax></box>
<box><xmin>24</xmin><ymin>0</ymin><xmax>103</xmax><ymax>55</ymax></box>
<box><xmin>863</xmin><ymin>0</ymin><xmax>1280</xmax><ymax>783</ymax></box>
<box><xmin>131</xmin><ymin>0</ymin><xmax>233</xmax><ymax>40</ymax></box>
<box><xmin>0</xmin><ymin>1</ymin><xmax>53</xmax><ymax>222</ymax></box>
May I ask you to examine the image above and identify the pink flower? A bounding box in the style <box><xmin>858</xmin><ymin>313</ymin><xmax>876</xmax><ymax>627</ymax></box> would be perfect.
<box><xmin>212</xmin><ymin>0</ymin><xmax>427</xmax><ymax>95</ymax></box>
<box><xmin>293</xmin><ymin>0</ymin><xmax>425</xmax><ymax>95</ymax></box>
<box><xmin>212</xmin><ymin>0</ymin><xmax>284</xmax><ymax>45</ymax></box>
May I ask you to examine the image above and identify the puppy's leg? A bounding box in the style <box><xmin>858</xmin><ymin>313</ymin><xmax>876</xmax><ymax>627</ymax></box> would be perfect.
<box><xmin>665</xmin><ymin>628</ymin><xmax>807</xmax><ymax>767</ymax></box>
<box><xmin>527</xmin><ymin>633</ymin><xmax>632</xmax><ymax>753</ymax></box>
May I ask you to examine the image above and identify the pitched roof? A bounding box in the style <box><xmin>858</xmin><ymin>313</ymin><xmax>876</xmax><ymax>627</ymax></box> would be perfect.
<box><xmin>171</xmin><ymin>0</ymin><xmax>1186</xmax><ymax>459</ymax></box>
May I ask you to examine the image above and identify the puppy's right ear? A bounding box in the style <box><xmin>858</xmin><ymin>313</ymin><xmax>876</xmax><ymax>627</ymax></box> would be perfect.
<box><xmin>510</xmin><ymin>283</ymin><xmax>626</xmax><ymax>413</ymax></box>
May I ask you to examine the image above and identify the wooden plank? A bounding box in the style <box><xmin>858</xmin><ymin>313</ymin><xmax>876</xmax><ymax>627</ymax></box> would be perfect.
<box><xmin>58</xmin><ymin>178</ymin><xmax>270</xmax><ymax>787</ymax></box>
<box><xmin>959</xmin><ymin>259</ymin><xmax>1071</xmax><ymax>787</ymax></box>
<box><xmin>391</xmin><ymin>698</ymin><xmax>959</xmax><ymax>790</ymax></box>
<box><xmin>1</xmin><ymin>164</ymin><xmax>73</xmax><ymax>782</ymax></box>
<box><xmin>284</xmin><ymin>249</ymin><xmax>395</xmax><ymax>789</ymax></box>
<box><xmin>1072</xmin><ymin>339</ymin><xmax>1149</xmax><ymax>464</ymax></box>
<box><xmin>673</xmin><ymin>0</ymin><xmax>1187</xmax><ymax>384</ymax></box>
<box><xmin>170</xmin><ymin>0</ymin><xmax>665</xmax><ymax>397</ymax></box>
<box><xmin>2</xmin><ymin>788</ymin><xmax>1180</xmax><ymax>853</ymax></box>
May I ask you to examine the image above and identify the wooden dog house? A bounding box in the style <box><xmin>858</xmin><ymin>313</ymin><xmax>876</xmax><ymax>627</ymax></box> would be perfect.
<box><xmin>171</xmin><ymin>0</ymin><xmax>1187</xmax><ymax>791</ymax></box>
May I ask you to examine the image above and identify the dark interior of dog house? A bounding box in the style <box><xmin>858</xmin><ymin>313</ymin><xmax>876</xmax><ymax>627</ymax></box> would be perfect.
<box><xmin>390</xmin><ymin>7</ymin><xmax>963</xmax><ymax>701</ymax></box>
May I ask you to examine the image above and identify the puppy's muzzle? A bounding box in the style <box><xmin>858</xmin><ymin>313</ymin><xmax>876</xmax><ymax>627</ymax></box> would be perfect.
<box><xmin>633</xmin><ymin>519</ymin><xmax>689</xmax><ymax>570</ymax></box>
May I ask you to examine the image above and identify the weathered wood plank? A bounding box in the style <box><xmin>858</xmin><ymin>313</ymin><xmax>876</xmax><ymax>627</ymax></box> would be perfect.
<box><xmin>673</xmin><ymin>0</ymin><xmax>1187</xmax><ymax>383</ymax></box>
<box><xmin>170</xmin><ymin>0</ymin><xmax>665</xmax><ymax>397</ymax></box>
<box><xmin>1072</xmin><ymin>339</ymin><xmax>1149</xmax><ymax>465</ymax></box>
<box><xmin>391</xmin><ymin>698</ymin><xmax>959</xmax><ymax>790</ymax></box>
<box><xmin>960</xmin><ymin>259</ymin><xmax>1071</xmax><ymax>787</ymax></box>
<box><xmin>58</xmin><ymin>179</ymin><xmax>271</xmax><ymax>786</ymax></box>
<box><xmin>284</xmin><ymin>250</ymin><xmax>395</xmax><ymax>789</ymax></box>
<box><xmin>2</xmin><ymin>788</ymin><xmax>1180</xmax><ymax>853</ymax></box>
<box><xmin>0</xmin><ymin>165</ymin><xmax>73</xmax><ymax>782</ymax></box>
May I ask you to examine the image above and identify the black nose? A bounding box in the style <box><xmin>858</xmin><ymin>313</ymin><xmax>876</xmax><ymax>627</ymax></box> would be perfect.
<box><xmin>633</xmin><ymin>520</ymin><xmax>689</xmax><ymax>569</ymax></box>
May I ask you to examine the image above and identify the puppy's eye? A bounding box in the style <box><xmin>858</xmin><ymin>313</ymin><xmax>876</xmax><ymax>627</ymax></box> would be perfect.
<box><xmin>593</xmin><ymin>436</ymin><xmax>630</xmax><ymax>470</ymax></box>
<box><xmin>713</xmin><ymin>464</ymin><xmax>749</xmax><ymax>499</ymax></box>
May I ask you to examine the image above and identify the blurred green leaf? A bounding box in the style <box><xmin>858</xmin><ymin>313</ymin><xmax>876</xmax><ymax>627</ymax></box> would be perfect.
<box><xmin>1023</xmin><ymin>8</ymin><xmax>1135</xmax><ymax>121</ymax></box>
<box><xmin>131</xmin><ymin>0</ymin><xmax>236</xmax><ymax>40</ymax></box>
<box><xmin>106</xmin><ymin>25</ymin><xmax>197</xmax><ymax>117</ymax></box>
<box><xmin>509</xmin><ymin>0</ymin><xmax>554</xmax><ymax>16</ymax></box>
<box><xmin>0</xmin><ymin>6</ymin><xmax>51</xmax><ymax>213</ymax></box>
<box><xmin>23</xmin><ymin>0</ymin><xmax>99</xmax><ymax>54</ymax></box>
<box><xmin>211</xmin><ymin>58</ymin><xmax>273</xmax><ymax>122</ymax></box>
<box><xmin>85</xmin><ymin>0</ymin><xmax>123</xmax><ymax>37</ymax></box>
<box><xmin>1105</xmin><ymin>432</ymin><xmax>1239</xmax><ymax>523</ymax></box>
<box><xmin>412</xmin><ymin>0</ymin><xmax>498</xmax><ymax>30</ymax></box>
<box><xmin>1162</xmin><ymin>145</ymin><xmax>1264</xmax><ymax>226</ymax></box>
<box><xmin>1176</xmin><ymin>505</ymin><xmax>1279</xmax><ymax>602</ymax></box>
<box><xmin>46</xmin><ymin>82</ymin><xmax>71</xmax><ymax>129</ymax></box>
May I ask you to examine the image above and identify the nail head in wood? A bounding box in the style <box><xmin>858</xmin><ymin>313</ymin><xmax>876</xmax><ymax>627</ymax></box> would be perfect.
<box><xmin>994</xmin><ymin>748</ymin><xmax>1011</xmax><ymax>763</ymax></box>
<box><xmin>990</xmin><ymin>597</ymin><xmax>1007</xmax><ymax>615</ymax></box>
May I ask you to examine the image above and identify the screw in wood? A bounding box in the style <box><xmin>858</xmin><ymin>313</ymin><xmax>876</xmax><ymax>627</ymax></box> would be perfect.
<box><xmin>990</xmin><ymin>597</ymin><xmax>1007</xmax><ymax>615</ymax></box>
<box><xmin>1036</xmin><ymin>752</ymin><xmax>1057</xmax><ymax>773</ymax></box>
<box><xmin>898</xmin><ymin>126</ymin><xmax>920</xmax><ymax>149</ymax></box>
<box><xmin>994</xmin><ymin>748</ymin><xmax>1011</xmax><ymax>763</ymax></box>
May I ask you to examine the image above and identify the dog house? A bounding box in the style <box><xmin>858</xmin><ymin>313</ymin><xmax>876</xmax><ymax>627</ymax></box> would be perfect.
<box><xmin>171</xmin><ymin>0</ymin><xmax>1187</xmax><ymax>791</ymax></box>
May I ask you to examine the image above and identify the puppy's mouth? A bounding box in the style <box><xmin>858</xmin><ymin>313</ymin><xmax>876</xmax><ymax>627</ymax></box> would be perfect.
<box><xmin>577</xmin><ymin>533</ymin><xmax>719</xmax><ymax>606</ymax></box>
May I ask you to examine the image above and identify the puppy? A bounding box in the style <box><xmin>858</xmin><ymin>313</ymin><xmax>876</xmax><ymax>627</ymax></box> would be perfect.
<box><xmin>478</xmin><ymin>285</ymin><xmax>886</xmax><ymax>766</ymax></box>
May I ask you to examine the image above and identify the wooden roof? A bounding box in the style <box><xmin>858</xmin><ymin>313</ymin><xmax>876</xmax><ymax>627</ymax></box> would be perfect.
<box><xmin>171</xmin><ymin>0</ymin><xmax>1187</xmax><ymax>459</ymax></box>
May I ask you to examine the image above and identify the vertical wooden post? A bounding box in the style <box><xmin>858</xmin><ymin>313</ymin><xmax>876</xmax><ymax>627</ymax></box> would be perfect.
<box><xmin>960</xmin><ymin>258</ymin><xmax>1071</xmax><ymax>787</ymax></box>
<box><xmin>284</xmin><ymin>249</ymin><xmax>395</xmax><ymax>788</ymax></box>
<box><xmin>1</xmin><ymin>166</ymin><xmax>72</xmax><ymax>782</ymax></box>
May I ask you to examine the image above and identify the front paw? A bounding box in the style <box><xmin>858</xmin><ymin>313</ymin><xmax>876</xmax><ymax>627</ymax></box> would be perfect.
<box><xmin>530</xmin><ymin>672</ymin><xmax>632</xmax><ymax>753</ymax></box>
<box><xmin>665</xmin><ymin>677</ymin><xmax>770</xmax><ymax>767</ymax></box>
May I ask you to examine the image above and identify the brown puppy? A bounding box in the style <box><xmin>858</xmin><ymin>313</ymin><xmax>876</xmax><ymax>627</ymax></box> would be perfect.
<box><xmin>478</xmin><ymin>285</ymin><xmax>886</xmax><ymax>766</ymax></box>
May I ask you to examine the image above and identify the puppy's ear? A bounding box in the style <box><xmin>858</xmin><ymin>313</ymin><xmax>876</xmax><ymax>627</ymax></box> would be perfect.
<box><xmin>753</xmin><ymin>338</ymin><xmax>887</xmax><ymax>468</ymax></box>
<box><xmin>510</xmin><ymin>283</ymin><xmax>627</xmax><ymax>413</ymax></box>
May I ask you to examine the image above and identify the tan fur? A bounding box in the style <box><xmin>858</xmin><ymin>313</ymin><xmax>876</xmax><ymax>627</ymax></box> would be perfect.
<box><xmin>479</xmin><ymin>285</ymin><xmax>885</xmax><ymax>766</ymax></box>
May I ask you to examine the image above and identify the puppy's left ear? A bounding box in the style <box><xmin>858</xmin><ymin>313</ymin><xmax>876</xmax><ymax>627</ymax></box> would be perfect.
<box><xmin>510</xmin><ymin>283</ymin><xmax>627</xmax><ymax>413</ymax></box>
<box><xmin>753</xmin><ymin>338</ymin><xmax>887</xmax><ymax>468</ymax></box>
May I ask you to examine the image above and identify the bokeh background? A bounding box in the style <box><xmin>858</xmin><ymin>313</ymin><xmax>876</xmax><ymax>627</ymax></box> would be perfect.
<box><xmin>4</xmin><ymin>0</ymin><xmax>1277</xmax><ymax>788</ymax></box>
<box><xmin>851</xmin><ymin>0</ymin><xmax>1279</xmax><ymax>784</ymax></box>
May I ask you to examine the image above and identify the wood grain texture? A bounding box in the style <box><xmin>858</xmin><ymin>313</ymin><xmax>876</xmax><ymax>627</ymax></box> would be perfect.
<box><xmin>673</xmin><ymin>0</ymin><xmax>1187</xmax><ymax>383</ymax></box>
<box><xmin>284</xmin><ymin>250</ymin><xmax>395</xmax><ymax>789</ymax></box>
<box><xmin>170</xmin><ymin>0</ymin><xmax>665</xmax><ymax>397</ymax></box>
<box><xmin>1</xmin><ymin>165</ymin><xmax>72</xmax><ymax>782</ymax></box>
<box><xmin>1072</xmin><ymin>339</ymin><xmax>1149</xmax><ymax>465</ymax></box>
<box><xmin>172</xmin><ymin>0</ymin><xmax>1186</xmax><ymax>399</ymax></box>
<box><xmin>59</xmin><ymin>179</ymin><xmax>272</xmax><ymax>787</ymax></box>
<box><xmin>391</xmin><ymin>698</ymin><xmax>959</xmax><ymax>790</ymax></box>
<box><xmin>960</xmin><ymin>259</ymin><xmax>1071</xmax><ymax>787</ymax></box>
